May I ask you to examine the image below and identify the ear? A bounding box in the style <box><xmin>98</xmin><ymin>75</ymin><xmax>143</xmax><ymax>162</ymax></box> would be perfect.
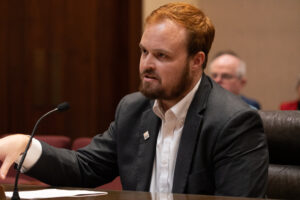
<box><xmin>190</xmin><ymin>51</ymin><xmax>205</xmax><ymax>72</ymax></box>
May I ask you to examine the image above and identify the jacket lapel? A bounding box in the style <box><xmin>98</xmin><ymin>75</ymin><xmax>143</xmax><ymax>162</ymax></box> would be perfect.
<box><xmin>135</xmin><ymin>105</ymin><xmax>161</xmax><ymax>191</ymax></box>
<box><xmin>172</xmin><ymin>74</ymin><xmax>212</xmax><ymax>193</ymax></box>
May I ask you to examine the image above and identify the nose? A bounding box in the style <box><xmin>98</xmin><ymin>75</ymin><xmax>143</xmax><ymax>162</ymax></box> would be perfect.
<box><xmin>140</xmin><ymin>53</ymin><xmax>155</xmax><ymax>72</ymax></box>
<box><xmin>213</xmin><ymin>75</ymin><xmax>222</xmax><ymax>84</ymax></box>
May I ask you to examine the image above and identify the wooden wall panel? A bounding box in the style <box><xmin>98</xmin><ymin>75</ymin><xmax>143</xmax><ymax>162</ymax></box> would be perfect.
<box><xmin>0</xmin><ymin>0</ymin><xmax>142</xmax><ymax>139</ymax></box>
<box><xmin>5</xmin><ymin>0</ymin><xmax>27</xmax><ymax>132</ymax></box>
<box><xmin>0</xmin><ymin>0</ymin><xmax>9</xmax><ymax>132</ymax></box>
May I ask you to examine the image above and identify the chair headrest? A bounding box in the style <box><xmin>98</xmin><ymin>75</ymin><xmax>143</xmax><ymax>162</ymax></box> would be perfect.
<box><xmin>258</xmin><ymin>111</ymin><xmax>300</xmax><ymax>165</ymax></box>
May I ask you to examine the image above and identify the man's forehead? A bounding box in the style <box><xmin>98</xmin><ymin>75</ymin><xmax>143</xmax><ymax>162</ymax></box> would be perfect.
<box><xmin>215</xmin><ymin>55</ymin><xmax>240</xmax><ymax>65</ymax></box>
<box><xmin>140</xmin><ymin>20</ymin><xmax>188</xmax><ymax>51</ymax></box>
<box><xmin>211</xmin><ymin>55</ymin><xmax>239</xmax><ymax>70</ymax></box>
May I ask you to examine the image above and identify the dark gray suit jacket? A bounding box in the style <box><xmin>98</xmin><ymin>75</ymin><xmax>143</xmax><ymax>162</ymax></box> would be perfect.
<box><xmin>27</xmin><ymin>74</ymin><xmax>268</xmax><ymax>197</ymax></box>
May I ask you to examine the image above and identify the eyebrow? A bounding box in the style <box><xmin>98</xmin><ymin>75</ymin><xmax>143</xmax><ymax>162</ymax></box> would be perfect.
<box><xmin>139</xmin><ymin>44</ymin><xmax>171</xmax><ymax>55</ymax></box>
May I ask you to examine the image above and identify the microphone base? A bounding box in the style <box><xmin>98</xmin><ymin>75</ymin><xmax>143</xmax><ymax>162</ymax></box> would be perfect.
<box><xmin>11</xmin><ymin>191</ymin><xmax>20</xmax><ymax>200</ymax></box>
<box><xmin>0</xmin><ymin>185</ymin><xmax>6</xmax><ymax>200</ymax></box>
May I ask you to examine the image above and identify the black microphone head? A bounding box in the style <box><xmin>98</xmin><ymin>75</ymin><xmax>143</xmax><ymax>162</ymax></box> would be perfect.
<box><xmin>57</xmin><ymin>102</ymin><xmax>70</xmax><ymax>112</ymax></box>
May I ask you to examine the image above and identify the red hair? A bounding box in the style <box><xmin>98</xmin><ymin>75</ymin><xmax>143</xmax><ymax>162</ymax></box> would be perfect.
<box><xmin>145</xmin><ymin>2</ymin><xmax>215</xmax><ymax>69</ymax></box>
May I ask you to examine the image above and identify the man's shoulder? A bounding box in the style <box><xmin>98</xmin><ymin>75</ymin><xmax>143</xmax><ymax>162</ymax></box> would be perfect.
<box><xmin>122</xmin><ymin>92</ymin><xmax>146</xmax><ymax>101</ymax></box>
<box><xmin>121</xmin><ymin>92</ymin><xmax>151</xmax><ymax>105</ymax></box>
<box><xmin>205</xmin><ymin>83</ymin><xmax>256</xmax><ymax>120</ymax></box>
<box><xmin>200</xmin><ymin>83</ymin><xmax>262</xmax><ymax>137</ymax></box>
<box><xmin>210</xmin><ymin>83</ymin><xmax>251</xmax><ymax>110</ymax></box>
<box><xmin>117</xmin><ymin>92</ymin><xmax>153</xmax><ymax>113</ymax></box>
<box><xmin>241</xmin><ymin>95</ymin><xmax>261</xmax><ymax>109</ymax></box>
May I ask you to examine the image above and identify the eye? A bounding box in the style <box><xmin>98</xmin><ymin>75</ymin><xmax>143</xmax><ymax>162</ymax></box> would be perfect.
<box><xmin>156</xmin><ymin>52</ymin><xmax>167</xmax><ymax>59</ymax></box>
<box><xmin>222</xmin><ymin>74</ymin><xmax>234</xmax><ymax>80</ymax></box>
<box><xmin>211</xmin><ymin>73</ymin><xmax>218</xmax><ymax>79</ymax></box>
<box><xmin>140</xmin><ymin>47</ymin><xmax>148</xmax><ymax>55</ymax></box>
<box><xmin>158</xmin><ymin>53</ymin><xmax>166</xmax><ymax>58</ymax></box>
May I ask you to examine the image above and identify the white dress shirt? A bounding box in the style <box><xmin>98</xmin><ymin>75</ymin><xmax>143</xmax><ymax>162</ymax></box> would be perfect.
<box><xmin>16</xmin><ymin>138</ymin><xmax>42</xmax><ymax>173</ymax></box>
<box><xmin>149</xmin><ymin>79</ymin><xmax>201</xmax><ymax>193</ymax></box>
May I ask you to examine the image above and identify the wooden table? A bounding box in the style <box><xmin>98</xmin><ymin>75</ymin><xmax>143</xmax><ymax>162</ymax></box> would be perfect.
<box><xmin>1</xmin><ymin>184</ymin><xmax>268</xmax><ymax>200</ymax></box>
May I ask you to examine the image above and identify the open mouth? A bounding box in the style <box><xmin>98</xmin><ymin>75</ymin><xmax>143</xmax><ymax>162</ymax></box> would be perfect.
<box><xmin>144</xmin><ymin>74</ymin><xmax>157</xmax><ymax>80</ymax></box>
<box><xmin>141</xmin><ymin>71</ymin><xmax>159</xmax><ymax>81</ymax></box>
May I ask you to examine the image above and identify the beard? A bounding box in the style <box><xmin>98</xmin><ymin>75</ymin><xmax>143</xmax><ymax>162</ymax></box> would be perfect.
<box><xmin>139</xmin><ymin>62</ymin><xmax>192</xmax><ymax>100</ymax></box>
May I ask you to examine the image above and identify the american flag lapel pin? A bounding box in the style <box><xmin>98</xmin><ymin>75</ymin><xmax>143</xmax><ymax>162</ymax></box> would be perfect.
<box><xmin>143</xmin><ymin>131</ymin><xmax>150</xmax><ymax>140</ymax></box>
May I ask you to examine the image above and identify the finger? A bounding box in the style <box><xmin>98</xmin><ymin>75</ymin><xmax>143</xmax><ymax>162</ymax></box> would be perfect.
<box><xmin>0</xmin><ymin>157</ymin><xmax>16</xmax><ymax>179</ymax></box>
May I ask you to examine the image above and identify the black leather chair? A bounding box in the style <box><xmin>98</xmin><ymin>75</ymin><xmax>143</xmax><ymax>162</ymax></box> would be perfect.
<box><xmin>258</xmin><ymin>111</ymin><xmax>300</xmax><ymax>199</ymax></box>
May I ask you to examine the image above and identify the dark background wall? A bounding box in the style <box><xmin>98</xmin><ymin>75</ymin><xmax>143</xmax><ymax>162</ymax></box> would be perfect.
<box><xmin>0</xmin><ymin>0</ymin><xmax>142</xmax><ymax>139</ymax></box>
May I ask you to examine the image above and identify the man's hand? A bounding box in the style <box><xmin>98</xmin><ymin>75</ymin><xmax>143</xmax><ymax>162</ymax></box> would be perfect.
<box><xmin>0</xmin><ymin>134</ymin><xmax>29</xmax><ymax>179</ymax></box>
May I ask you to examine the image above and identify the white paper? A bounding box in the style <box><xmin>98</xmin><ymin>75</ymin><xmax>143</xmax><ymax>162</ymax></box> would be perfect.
<box><xmin>5</xmin><ymin>188</ymin><xmax>107</xmax><ymax>199</ymax></box>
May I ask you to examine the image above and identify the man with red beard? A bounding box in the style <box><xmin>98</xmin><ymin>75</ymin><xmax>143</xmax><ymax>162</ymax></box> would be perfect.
<box><xmin>0</xmin><ymin>3</ymin><xmax>268</xmax><ymax>198</ymax></box>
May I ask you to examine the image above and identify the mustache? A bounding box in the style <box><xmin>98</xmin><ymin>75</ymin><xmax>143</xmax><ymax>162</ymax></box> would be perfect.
<box><xmin>140</xmin><ymin>69</ymin><xmax>160</xmax><ymax>80</ymax></box>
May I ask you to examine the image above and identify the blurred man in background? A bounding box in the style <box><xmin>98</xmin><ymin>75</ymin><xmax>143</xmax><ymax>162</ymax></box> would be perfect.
<box><xmin>209</xmin><ymin>50</ymin><xmax>261</xmax><ymax>109</ymax></box>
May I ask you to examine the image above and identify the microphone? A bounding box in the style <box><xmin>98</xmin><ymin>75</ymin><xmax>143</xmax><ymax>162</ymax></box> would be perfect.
<box><xmin>11</xmin><ymin>102</ymin><xmax>70</xmax><ymax>200</ymax></box>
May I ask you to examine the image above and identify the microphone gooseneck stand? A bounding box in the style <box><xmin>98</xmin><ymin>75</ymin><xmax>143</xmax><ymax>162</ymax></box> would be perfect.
<box><xmin>11</xmin><ymin>102</ymin><xmax>69</xmax><ymax>200</ymax></box>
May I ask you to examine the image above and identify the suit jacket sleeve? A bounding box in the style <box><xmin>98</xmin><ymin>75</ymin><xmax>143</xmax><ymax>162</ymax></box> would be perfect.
<box><xmin>25</xmin><ymin>98</ymin><xmax>128</xmax><ymax>187</ymax></box>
